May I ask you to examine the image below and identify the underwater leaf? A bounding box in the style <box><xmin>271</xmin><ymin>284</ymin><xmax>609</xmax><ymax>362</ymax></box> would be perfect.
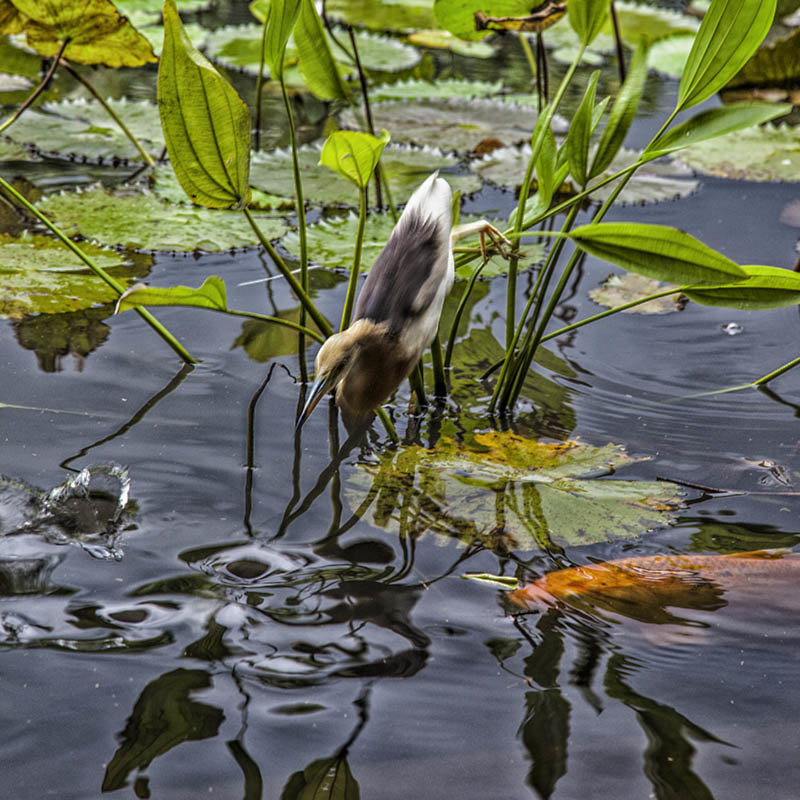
<box><xmin>37</xmin><ymin>187</ymin><xmax>287</xmax><ymax>252</ymax></box>
<box><xmin>10</xmin><ymin>0</ymin><xmax>157</xmax><ymax>66</ymax></box>
<box><xmin>684</xmin><ymin>265</ymin><xmax>800</xmax><ymax>310</ymax></box>
<box><xmin>6</xmin><ymin>99</ymin><xmax>163</xmax><ymax>163</ymax></box>
<box><xmin>320</xmin><ymin>130</ymin><xmax>391</xmax><ymax>190</ymax></box>
<box><xmin>251</xmin><ymin>143</ymin><xmax>481</xmax><ymax>205</ymax></box>
<box><xmin>339</xmin><ymin>98</ymin><xmax>561</xmax><ymax>154</ymax></box>
<box><xmin>294</xmin><ymin>0</ymin><xmax>350</xmax><ymax>101</ymax></box>
<box><xmin>646</xmin><ymin>103</ymin><xmax>792</xmax><ymax>159</ymax></box>
<box><xmin>727</xmin><ymin>28</ymin><xmax>800</xmax><ymax>89</ymax></box>
<box><xmin>677</xmin><ymin>0</ymin><xmax>777</xmax><ymax>111</ymax></box>
<box><xmin>0</xmin><ymin>233</ymin><xmax>140</xmax><ymax>319</ymax></box>
<box><xmin>406</xmin><ymin>28</ymin><xmax>497</xmax><ymax>57</ymax></box>
<box><xmin>281</xmin><ymin>756</ymin><xmax>360</xmax><ymax>800</ymax></box>
<box><xmin>569</xmin><ymin>0</ymin><xmax>610</xmax><ymax>46</ymax></box>
<box><xmin>370</xmin><ymin>78</ymin><xmax>502</xmax><ymax>102</ymax></box>
<box><xmin>589</xmin><ymin>273</ymin><xmax>683</xmax><ymax>314</ymax></box>
<box><xmin>264</xmin><ymin>0</ymin><xmax>301</xmax><ymax>81</ymax></box>
<box><xmin>346</xmin><ymin>431</ymin><xmax>684</xmax><ymax>551</ymax></box>
<box><xmin>116</xmin><ymin>277</ymin><xmax>227</xmax><ymax>313</ymax></box>
<box><xmin>570</xmin><ymin>222</ymin><xmax>747</xmax><ymax>284</ymax></box>
<box><xmin>159</xmin><ymin>0</ymin><xmax>252</xmax><ymax>209</ymax></box>
<box><xmin>674</xmin><ymin>123</ymin><xmax>800</xmax><ymax>182</ymax></box>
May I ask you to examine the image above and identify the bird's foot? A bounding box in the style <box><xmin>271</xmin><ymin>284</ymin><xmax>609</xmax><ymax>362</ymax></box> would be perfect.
<box><xmin>451</xmin><ymin>220</ymin><xmax>514</xmax><ymax>261</ymax></box>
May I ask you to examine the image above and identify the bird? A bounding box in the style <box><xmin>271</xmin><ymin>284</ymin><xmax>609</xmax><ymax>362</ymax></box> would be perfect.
<box><xmin>296</xmin><ymin>172</ymin><xmax>509</xmax><ymax>429</ymax></box>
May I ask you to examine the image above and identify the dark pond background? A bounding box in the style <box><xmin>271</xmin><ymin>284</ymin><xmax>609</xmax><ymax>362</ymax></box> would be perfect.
<box><xmin>2</xmin><ymin>2</ymin><xmax>800</xmax><ymax>798</ymax></box>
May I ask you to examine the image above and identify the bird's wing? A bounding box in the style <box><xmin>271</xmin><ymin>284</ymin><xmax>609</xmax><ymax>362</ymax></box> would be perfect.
<box><xmin>354</xmin><ymin>174</ymin><xmax>452</xmax><ymax>336</ymax></box>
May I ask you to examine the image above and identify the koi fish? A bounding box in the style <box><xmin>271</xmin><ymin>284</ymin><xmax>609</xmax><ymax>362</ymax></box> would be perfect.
<box><xmin>508</xmin><ymin>549</ymin><xmax>800</xmax><ymax>625</ymax></box>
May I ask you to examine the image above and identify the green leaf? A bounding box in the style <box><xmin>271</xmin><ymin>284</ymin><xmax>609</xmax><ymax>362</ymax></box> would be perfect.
<box><xmin>0</xmin><ymin>232</ymin><xmax>141</xmax><ymax>319</ymax></box>
<box><xmin>684</xmin><ymin>265</ymin><xmax>800</xmax><ymax>309</ymax></box>
<box><xmin>535</xmin><ymin>121</ymin><xmax>558</xmax><ymax>207</ymax></box>
<box><xmin>38</xmin><ymin>186</ymin><xmax>287</xmax><ymax>252</ymax></box>
<box><xmin>294</xmin><ymin>0</ymin><xmax>350</xmax><ymax>101</ymax></box>
<box><xmin>325</xmin><ymin>0</ymin><xmax>435</xmax><ymax>32</ymax></box>
<box><xmin>264</xmin><ymin>0</ymin><xmax>301</xmax><ymax>80</ymax></box>
<box><xmin>646</xmin><ymin>102</ymin><xmax>793</xmax><ymax>158</ymax></box>
<box><xmin>727</xmin><ymin>27</ymin><xmax>800</xmax><ymax>90</ymax></box>
<box><xmin>569</xmin><ymin>0</ymin><xmax>611</xmax><ymax>46</ymax></box>
<box><xmin>116</xmin><ymin>277</ymin><xmax>227</xmax><ymax>313</ymax></box>
<box><xmin>10</xmin><ymin>0</ymin><xmax>157</xmax><ymax>66</ymax></box>
<box><xmin>570</xmin><ymin>222</ymin><xmax>747</xmax><ymax>284</ymax></box>
<box><xmin>590</xmin><ymin>45</ymin><xmax>649</xmax><ymax>178</ymax></box>
<box><xmin>673</xmin><ymin>122</ymin><xmax>800</xmax><ymax>182</ymax></box>
<box><xmin>320</xmin><ymin>130</ymin><xmax>390</xmax><ymax>190</ymax></box>
<box><xmin>647</xmin><ymin>33</ymin><xmax>695</xmax><ymax>78</ymax></box>
<box><xmin>281</xmin><ymin>757</ymin><xmax>360</xmax><ymax>800</ymax></box>
<box><xmin>677</xmin><ymin>0</ymin><xmax>777</xmax><ymax>110</ymax></box>
<box><xmin>370</xmin><ymin>78</ymin><xmax>502</xmax><ymax>102</ymax></box>
<box><xmin>566</xmin><ymin>70</ymin><xmax>600</xmax><ymax>187</ymax></box>
<box><xmin>158</xmin><ymin>0</ymin><xmax>252</xmax><ymax>209</ymax></box>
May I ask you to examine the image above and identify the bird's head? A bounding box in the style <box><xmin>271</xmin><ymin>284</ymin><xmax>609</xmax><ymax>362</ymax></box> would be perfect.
<box><xmin>295</xmin><ymin>330</ymin><xmax>360</xmax><ymax>430</ymax></box>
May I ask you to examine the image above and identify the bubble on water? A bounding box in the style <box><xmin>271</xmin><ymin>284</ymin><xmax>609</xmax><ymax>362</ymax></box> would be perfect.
<box><xmin>722</xmin><ymin>322</ymin><xmax>743</xmax><ymax>336</ymax></box>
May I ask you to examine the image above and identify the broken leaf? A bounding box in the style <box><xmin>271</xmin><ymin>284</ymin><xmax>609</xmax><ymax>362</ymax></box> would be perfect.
<box><xmin>589</xmin><ymin>273</ymin><xmax>683</xmax><ymax>314</ymax></box>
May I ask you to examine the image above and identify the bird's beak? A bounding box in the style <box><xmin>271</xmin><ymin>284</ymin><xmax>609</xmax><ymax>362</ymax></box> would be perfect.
<box><xmin>295</xmin><ymin>371</ymin><xmax>335</xmax><ymax>431</ymax></box>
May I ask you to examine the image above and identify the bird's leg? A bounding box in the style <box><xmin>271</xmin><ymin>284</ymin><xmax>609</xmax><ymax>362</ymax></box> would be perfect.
<box><xmin>451</xmin><ymin>220</ymin><xmax>513</xmax><ymax>261</ymax></box>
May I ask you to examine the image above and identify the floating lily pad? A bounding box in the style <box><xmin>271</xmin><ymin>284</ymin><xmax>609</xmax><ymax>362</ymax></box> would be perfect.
<box><xmin>140</xmin><ymin>21</ymin><xmax>207</xmax><ymax>56</ymax></box>
<box><xmin>37</xmin><ymin>187</ymin><xmax>288</xmax><ymax>252</ymax></box>
<box><xmin>346</xmin><ymin>431</ymin><xmax>684</xmax><ymax>551</ymax></box>
<box><xmin>406</xmin><ymin>29</ymin><xmax>497</xmax><ymax>58</ymax></box>
<box><xmin>205</xmin><ymin>24</ymin><xmax>420</xmax><ymax>78</ymax></box>
<box><xmin>339</xmin><ymin>98</ymin><xmax>553</xmax><ymax>154</ymax></box>
<box><xmin>0</xmin><ymin>232</ymin><xmax>140</xmax><ymax>319</ymax></box>
<box><xmin>250</xmin><ymin>143</ymin><xmax>481</xmax><ymax>206</ymax></box>
<box><xmin>116</xmin><ymin>0</ymin><xmax>213</xmax><ymax>21</ymax></box>
<box><xmin>676</xmin><ymin>124</ymin><xmax>800</xmax><ymax>182</ymax></box>
<box><xmin>6</xmin><ymin>98</ymin><xmax>163</xmax><ymax>163</ymax></box>
<box><xmin>323</xmin><ymin>0</ymin><xmax>435</xmax><ymax>32</ymax></box>
<box><xmin>371</xmin><ymin>78</ymin><xmax>502</xmax><ymax>102</ymax></box>
<box><xmin>647</xmin><ymin>34</ymin><xmax>695</xmax><ymax>78</ymax></box>
<box><xmin>471</xmin><ymin>145</ymin><xmax>698</xmax><ymax>205</ymax></box>
<box><xmin>589</xmin><ymin>273</ymin><xmax>683</xmax><ymax>314</ymax></box>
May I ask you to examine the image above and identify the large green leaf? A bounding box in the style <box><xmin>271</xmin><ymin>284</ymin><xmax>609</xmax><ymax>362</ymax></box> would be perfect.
<box><xmin>37</xmin><ymin>187</ymin><xmax>287</xmax><ymax>252</ymax></box>
<box><xmin>685</xmin><ymin>265</ymin><xmax>800</xmax><ymax>309</ymax></box>
<box><xmin>294</xmin><ymin>0</ymin><xmax>350</xmax><ymax>101</ymax></box>
<box><xmin>325</xmin><ymin>0</ymin><xmax>435</xmax><ymax>32</ymax></box>
<box><xmin>570</xmin><ymin>222</ymin><xmax>747</xmax><ymax>284</ymax></box>
<box><xmin>264</xmin><ymin>0</ymin><xmax>301</xmax><ymax>80</ymax></box>
<box><xmin>9</xmin><ymin>0</ymin><xmax>156</xmax><ymax>66</ymax></box>
<box><xmin>433</xmin><ymin>0</ymin><xmax>527</xmax><ymax>42</ymax></box>
<box><xmin>676</xmin><ymin>0</ymin><xmax>777</xmax><ymax>110</ymax></box>
<box><xmin>158</xmin><ymin>0</ymin><xmax>252</xmax><ymax>209</ymax></box>
<box><xmin>727</xmin><ymin>27</ymin><xmax>800</xmax><ymax>89</ymax></box>
<box><xmin>566</xmin><ymin>70</ymin><xmax>600</xmax><ymax>187</ymax></box>
<box><xmin>646</xmin><ymin>102</ymin><xmax>793</xmax><ymax>159</ymax></box>
<box><xmin>569</xmin><ymin>0</ymin><xmax>610</xmax><ymax>46</ymax></box>
<box><xmin>0</xmin><ymin>233</ymin><xmax>140</xmax><ymax>319</ymax></box>
<box><xmin>346</xmin><ymin>431</ymin><xmax>684</xmax><ymax>551</ymax></box>
<box><xmin>116</xmin><ymin>277</ymin><xmax>227</xmax><ymax>313</ymax></box>
<box><xmin>319</xmin><ymin>130</ymin><xmax>390</xmax><ymax>190</ymax></box>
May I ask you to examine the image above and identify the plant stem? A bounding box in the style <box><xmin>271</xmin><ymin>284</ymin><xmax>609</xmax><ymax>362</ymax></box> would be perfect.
<box><xmin>243</xmin><ymin>207</ymin><xmax>333</xmax><ymax>338</ymax></box>
<box><xmin>0</xmin><ymin>176</ymin><xmax>195</xmax><ymax>363</ymax></box>
<box><xmin>431</xmin><ymin>331</ymin><xmax>446</xmax><ymax>396</ymax></box>
<box><xmin>0</xmin><ymin>38</ymin><xmax>69</xmax><ymax>135</ymax></box>
<box><xmin>752</xmin><ymin>356</ymin><xmax>800</xmax><ymax>387</ymax></box>
<box><xmin>59</xmin><ymin>60</ymin><xmax>155</xmax><ymax>167</ymax></box>
<box><xmin>279</xmin><ymin>77</ymin><xmax>309</xmax><ymax>381</ymax></box>
<box><xmin>375</xmin><ymin>406</ymin><xmax>398</xmax><ymax>441</ymax></box>
<box><xmin>610</xmin><ymin>2</ymin><xmax>626</xmax><ymax>83</ymax></box>
<box><xmin>444</xmin><ymin>259</ymin><xmax>488</xmax><ymax>370</ymax></box>
<box><xmin>254</xmin><ymin>17</ymin><xmax>268</xmax><ymax>151</ymax></box>
<box><xmin>518</xmin><ymin>33</ymin><xmax>538</xmax><ymax>89</ymax></box>
<box><xmin>225</xmin><ymin>309</ymin><xmax>324</xmax><ymax>342</ymax></box>
<box><xmin>341</xmin><ymin>185</ymin><xmax>367</xmax><ymax>330</ymax></box>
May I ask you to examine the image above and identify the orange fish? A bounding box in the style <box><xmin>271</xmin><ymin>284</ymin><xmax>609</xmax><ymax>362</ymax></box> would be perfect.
<box><xmin>509</xmin><ymin>550</ymin><xmax>800</xmax><ymax>625</ymax></box>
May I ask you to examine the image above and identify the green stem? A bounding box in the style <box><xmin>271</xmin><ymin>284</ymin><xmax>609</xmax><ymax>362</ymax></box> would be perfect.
<box><xmin>752</xmin><ymin>355</ymin><xmax>800</xmax><ymax>387</ymax></box>
<box><xmin>518</xmin><ymin>33</ymin><xmax>538</xmax><ymax>87</ymax></box>
<box><xmin>59</xmin><ymin>61</ymin><xmax>155</xmax><ymax>167</ymax></box>
<box><xmin>0</xmin><ymin>177</ymin><xmax>195</xmax><ymax>363</ymax></box>
<box><xmin>431</xmin><ymin>331</ymin><xmax>446</xmax><ymax>396</ymax></box>
<box><xmin>254</xmin><ymin>18</ymin><xmax>268</xmax><ymax>151</ymax></box>
<box><xmin>243</xmin><ymin>208</ymin><xmax>333</xmax><ymax>338</ymax></box>
<box><xmin>409</xmin><ymin>362</ymin><xmax>426</xmax><ymax>407</ymax></box>
<box><xmin>444</xmin><ymin>259</ymin><xmax>488</xmax><ymax>370</ymax></box>
<box><xmin>279</xmin><ymin>78</ymin><xmax>308</xmax><ymax>380</ymax></box>
<box><xmin>375</xmin><ymin>406</ymin><xmax>398</xmax><ymax>441</ymax></box>
<box><xmin>341</xmin><ymin>185</ymin><xmax>367</xmax><ymax>331</ymax></box>
<box><xmin>225</xmin><ymin>309</ymin><xmax>324</xmax><ymax>342</ymax></box>
<box><xmin>0</xmin><ymin>38</ymin><xmax>69</xmax><ymax>135</ymax></box>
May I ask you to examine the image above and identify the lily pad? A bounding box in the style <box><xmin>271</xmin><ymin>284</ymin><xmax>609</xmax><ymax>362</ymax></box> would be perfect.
<box><xmin>6</xmin><ymin>98</ymin><xmax>163</xmax><ymax>163</ymax></box>
<box><xmin>346</xmin><ymin>431</ymin><xmax>684</xmax><ymax>551</ymax></box>
<box><xmin>676</xmin><ymin>124</ymin><xmax>800</xmax><ymax>182</ymax></box>
<box><xmin>589</xmin><ymin>273</ymin><xmax>683</xmax><ymax>314</ymax></box>
<box><xmin>370</xmin><ymin>78</ymin><xmax>502</xmax><ymax>102</ymax></box>
<box><xmin>140</xmin><ymin>21</ymin><xmax>207</xmax><ymax>56</ymax></box>
<box><xmin>250</xmin><ymin>142</ymin><xmax>481</xmax><ymax>206</ymax></box>
<box><xmin>116</xmin><ymin>0</ymin><xmax>213</xmax><ymax>21</ymax></box>
<box><xmin>204</xmin><ymin>24</ymin><xmax>420</xmax><ymax>78</ymax></box>
<box><xmin>648</xmin><ymin>34</ymin><xmax>695</xmax><ymax>79</ymax></box>
<box><xmin>406</xmin><ymin>29</ymin><xmax>497</xmax><ymax>57</ymax></box>
<box><xmin>37</xmin><ymin>186</ymin><xmax>288</xmax><ymax>252</ymax></box>
<box><xmin>323</xmin><ymin>0</ymin><xmax>436</xmax><ymax>32</ymax></box>
<box><xmin>339</xmin><ymin>98</ymin><xmax>555</xmax><ymax>154</ymax></box>
<box><xmin>471</xmin><ymin>145</ymin><xmax>699</xmax><ymax>205</ymax></box>
<box><xmin>0</xmin><ymin>232</ymin><xmax>140</xmax><ymax>319</ymax></box>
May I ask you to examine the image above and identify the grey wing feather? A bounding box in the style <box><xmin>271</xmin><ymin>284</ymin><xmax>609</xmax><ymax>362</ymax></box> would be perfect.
<box><xmin>354</xmin><ymin>211</ymin><xmax>445</xmax><ymax>336</ymax></box>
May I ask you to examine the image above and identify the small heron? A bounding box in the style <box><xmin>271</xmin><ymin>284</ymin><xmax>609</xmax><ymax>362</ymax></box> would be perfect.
<box><xmin>296</xmin><ymin>172</ymin><xmax>508</xmax><ymax>428</ymax></box>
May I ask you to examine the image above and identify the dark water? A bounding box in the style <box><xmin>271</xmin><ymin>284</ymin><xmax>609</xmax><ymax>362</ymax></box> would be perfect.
<box><xmin>2</xmin><ymin>9</ymin><xmax>800</xmax><ymax>800</ymax></box>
